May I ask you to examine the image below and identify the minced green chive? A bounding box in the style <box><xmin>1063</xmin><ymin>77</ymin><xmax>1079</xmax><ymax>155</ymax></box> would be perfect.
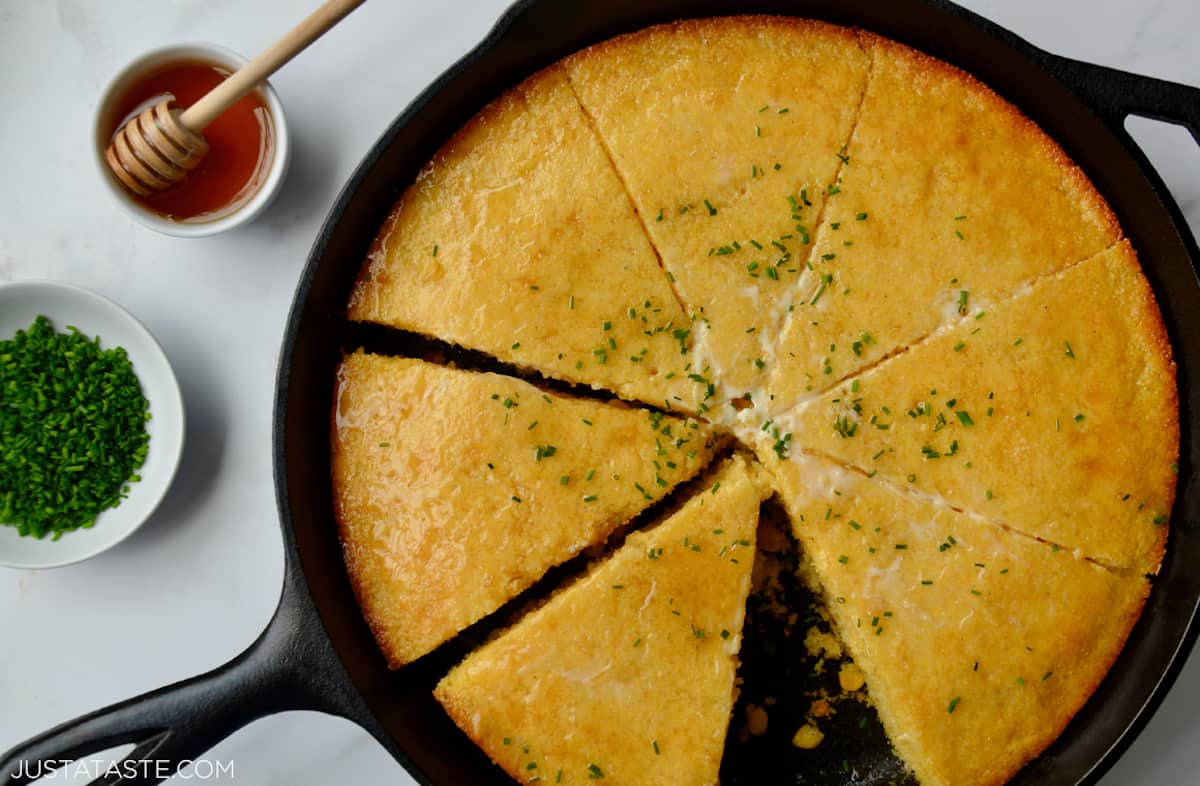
<box><xmin>0</xmin><ymin>316</ymin><xmax>150</xmax><ymax>540</ymax></box>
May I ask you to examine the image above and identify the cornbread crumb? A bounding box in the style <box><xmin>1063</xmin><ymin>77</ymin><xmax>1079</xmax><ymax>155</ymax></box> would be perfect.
<box><xmin>804</xmin><ymin>626</ymin><xmax>845</xmax><ymax>661</ymax></box>
<box><xmin>839</xmin><ymin>663</ymin><xmax>867</xmax><ymax>692</ymax></box>
<box><xmin>809</xmin><ymin>698</ymin><xmax>832</xmax><ymax>718</ymax></box>
<box><xmin>793</xmin><ymin>724</ymin><xmax>825</xmax><ymax>749</ymax></box>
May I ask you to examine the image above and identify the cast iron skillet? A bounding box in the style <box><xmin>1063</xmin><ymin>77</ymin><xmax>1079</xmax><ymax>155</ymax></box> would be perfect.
<box><xmin>3</xmin><ymin>0</ymin><xmax>1199</xmax><ymax>784</ymax></box>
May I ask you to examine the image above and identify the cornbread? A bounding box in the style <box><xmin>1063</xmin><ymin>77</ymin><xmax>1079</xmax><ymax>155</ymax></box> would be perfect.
<box><xmin>341</xmin><ymin>14</ymin><xmax>1179</xmax><ymax>786</ymax></box>
<box><xmin>565</xmin><ymin>18</ymin><xmax>871</xmax><ymax>408</ymax></box>
<box><xmin>435</xmin><ymin>457</ymin><xmax>765</xmax><ymax>786</ymax></box>
<box><xmin>348</xmin><ymin>66</ymin><xmax>705</xmax><ymax>412</ymax></box>
<box><xmin>766</xmin><ymin>452</ymin><xmax>1149</xmax><ymax>786</ymax></box>
<box><xmin>333</xmin><ymin>352</ymin><xmax>716</xmax><ymax>666</ymax></box>
<box><xmin>775</xmin><ymin>241</ymin><xmax>1176</xmax><ymax>574</ymax></box>
<box><xmin>766</xmin><ymin>33</ymin><xmax>1120</xmax><ymax>407</ymax></box>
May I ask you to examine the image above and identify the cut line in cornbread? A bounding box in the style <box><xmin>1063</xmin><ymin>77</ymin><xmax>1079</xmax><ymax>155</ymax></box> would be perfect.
<box><xmin>435</xmin><ymin>456</ymin><xmax>765</xmax><ymax>786</ymax></box>
<box><xmin>766</xmin><ymin>451</ymin><xmax>1150</xmax><ymax>786</ymax></box>
<box><xmin>348</xmin><ymin>65</ymin><xmax>706</xmax><ymax>413</ymax></box>
<box><xmin>340</xmin><ymin>15</ymin><xmax>1180</xmax><ymax>786</ymax></box>
<box><xmin>333</xmin><ymin>351</ymin><xmax>718</xmax><ymax>666</ymax></box>
<box><xmin>766</xmin><ymin>240</ymin><xmax>1176</xmax><ymax>575</ymax></box>
<box><xmin>766</xmin><ymin>32</ymin><xmax>1120</xmax><ymax>408</ymax></box>
<box><xmin>566</xmin><ymin>17</ymin><xmax>872</xmax><ymax>412</ymax></box>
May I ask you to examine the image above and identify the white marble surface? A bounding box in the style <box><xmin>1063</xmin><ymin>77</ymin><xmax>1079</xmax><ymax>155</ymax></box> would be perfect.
<box><xmin>1</xmin><ymin>0</ymin><xmax>1197</xmax><ymax>783</ymax></box>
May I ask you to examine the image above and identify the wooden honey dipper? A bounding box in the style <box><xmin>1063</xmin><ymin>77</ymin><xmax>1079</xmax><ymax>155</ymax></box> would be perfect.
<box><xmin>107</xmin><ymin>0</ymin><xmax>365</xmax><ymax>196</ymax></box>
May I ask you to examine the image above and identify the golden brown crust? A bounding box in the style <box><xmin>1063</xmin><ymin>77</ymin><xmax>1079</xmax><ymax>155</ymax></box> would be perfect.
<box><xmin>570</xmin><ymin>14</ymin><xmax>865</xmax><ymax>56</ymax></box>
<box><xmin>435</xmin><ymin>456</ymin><xmax>765</xmax><ymax>786</ymax></box>
<box><xmin>349</xmin><ymin>65</ymin><xmax>705</xmax><ymax>412</ymax></box>
<box><xmin>765</xmin><ymin>29</ymin><xmax>1124</xmax><ymax>409</ymax></box>
<box><xmin>333</xmin><ymin>352</ymin><xmax>716</xmax><ymax>666</ymax></box>
<box><xmin>775</xmin><ymin>241</ymin><xmax>1176</xmax><ymax>576</ymax></box>
<box><xmin>1103</xmin><ymin>241</ymin><xmax>1179</xmax><ymax>576</ymax></box>
<box><xmin>338</xmin><ymin>15</ymin><xmax>1179</xmax><ymax>786</ymax></box>
<box><xmin>854</xmin><ymin>30</ymin><xmax>1121</xmax><ymax>243</ymax></box>
<box><xmin>565</xmin><ymin>16</ymin><xmax>872</xmax><ymax>409</ymax></box>
<box><xmin>763</xmin><ymin>452</ymin><xmax>1153</xmax><ymax>786</ymax></box>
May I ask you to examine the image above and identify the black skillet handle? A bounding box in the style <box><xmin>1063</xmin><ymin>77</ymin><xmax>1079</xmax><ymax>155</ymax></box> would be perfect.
<box><xmin>1044</xmin><ymin>54</ymin><xmax>1200</xmax><ymax>145</ymax></box>
<box><xmin>0</xmin><ymin>580</ymin><xmax>360</xmax><ymax>786</ymax></box>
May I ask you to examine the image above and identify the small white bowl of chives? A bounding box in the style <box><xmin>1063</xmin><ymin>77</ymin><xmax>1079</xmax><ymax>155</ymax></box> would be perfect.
<box><xmin>0</xmin><ymin>281</ymin><xmax>185</xmax><ymax>569</ymax></box>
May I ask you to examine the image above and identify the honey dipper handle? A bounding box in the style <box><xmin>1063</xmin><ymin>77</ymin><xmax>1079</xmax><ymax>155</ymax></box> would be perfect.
<box><xmin>179</xmin><ymin>0</ymin><xmax>367</xmax><ymax>131</ymax></box>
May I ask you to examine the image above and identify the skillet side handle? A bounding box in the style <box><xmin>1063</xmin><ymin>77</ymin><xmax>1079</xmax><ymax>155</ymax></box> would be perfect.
<box><xmin>0</xmin><ymin>582</ymin><xmax>357</xmax><ymax>786</ymax></box>
<box><xmin>1046</xmin><ymin>55</ymin><xmax>1200</xmax><ymax>145</ymax></box>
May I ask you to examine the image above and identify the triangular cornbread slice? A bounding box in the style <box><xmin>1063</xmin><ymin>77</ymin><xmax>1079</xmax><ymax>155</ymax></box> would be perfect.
<box><xmin>435</xmin><ymin>456</ymin><xmax>764</xmax><ymax>785</ymax></box>
<box><xmin>333</xmin><ymin>351</ymin><xmax>718</xmax><ymax>666</ymax></box>
<box><xmin>348</xmin><ymin>65</ymin><xmax>704</xmax><ymax>412</ymax></box>
<box><xmin>565</xmin><ymin>18</ymin><xmax>871</xmax><ymax>413</ymax></box>
<box><xmin>767</xmin><ymin>452</ymin><xmax>1150</xmax><ymax>786</ymax></box>
<box><xmin>766</xmin><ymin>33</ymin><xmax>1120</xmax><ymax>406</ymax></box>
<box><xmin>768</xmin><ymin>241</ymin><xmax>1175</xmax><ymax>574</ymax></box>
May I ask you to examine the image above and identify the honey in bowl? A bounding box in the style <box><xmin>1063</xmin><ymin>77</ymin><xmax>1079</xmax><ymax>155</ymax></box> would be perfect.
<box><xmin>108</xmin><ymin>60</ymin><xmax>275</xmax><ymax>223</ymax></box>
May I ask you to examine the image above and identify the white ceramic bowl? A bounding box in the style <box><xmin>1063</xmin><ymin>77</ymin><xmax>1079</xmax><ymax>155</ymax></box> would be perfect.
<box><xmin>0</xmin><ymin>281</ymin><xmax>185</xmax><ymax>568</ymax></box>
<box><xmin>93</xmin><ymin>43</ymin><xmax>291</xmax><ymax>237</ymax></box>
